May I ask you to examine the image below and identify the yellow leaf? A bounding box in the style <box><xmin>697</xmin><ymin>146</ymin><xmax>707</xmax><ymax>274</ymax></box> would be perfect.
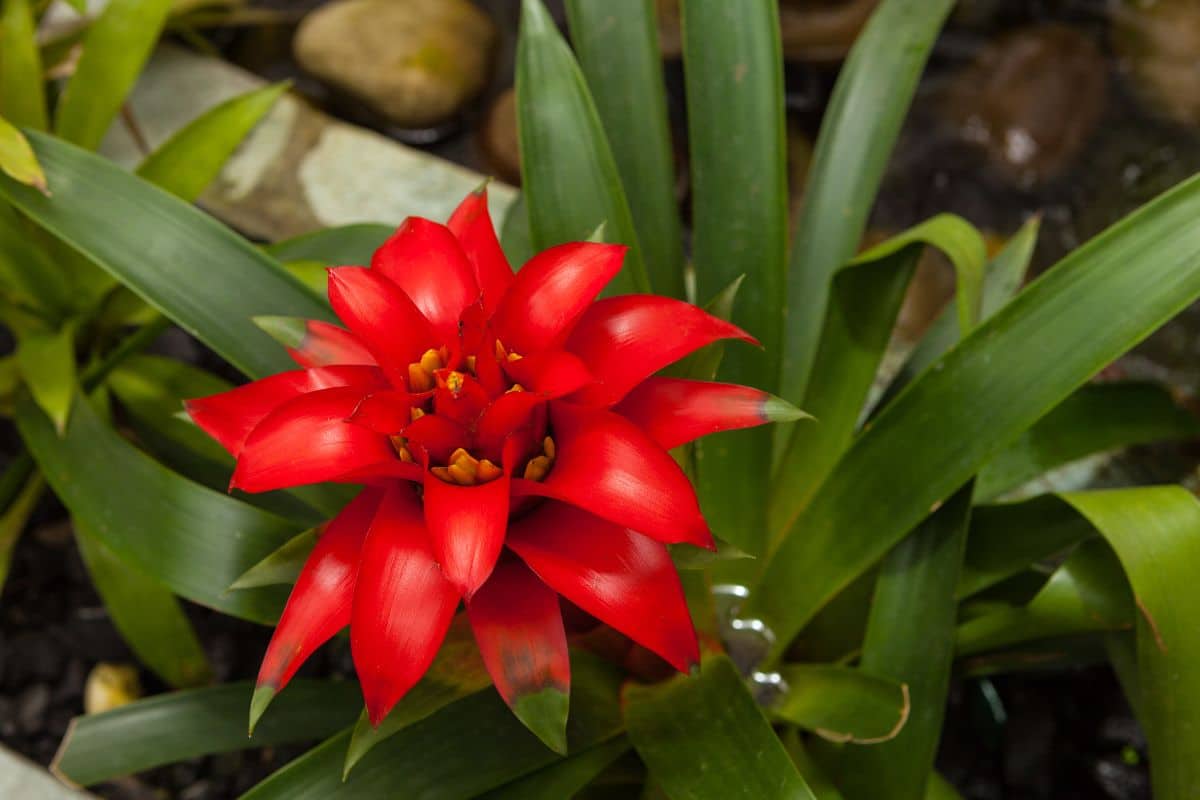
<box><xmin>0</xmin><ymin>116</ymin><xmax>48</xmax><ymax>194</ymax></box>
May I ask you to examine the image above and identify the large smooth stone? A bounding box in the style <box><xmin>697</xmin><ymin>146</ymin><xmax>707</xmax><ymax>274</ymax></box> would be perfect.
<box><xmin>944</xmin><ymin>24</ymin><xmax>1107</xmax><ymax>187</ymax></box>
<box><xmin>294</xmin><ymin>0</ymin><xmax>498</xmax><ymax>129</ymax></box>
<box><xmin>1113</xmin><ymin>0</ymin><xmax>1200</xmax><ymax>127</ymax></box>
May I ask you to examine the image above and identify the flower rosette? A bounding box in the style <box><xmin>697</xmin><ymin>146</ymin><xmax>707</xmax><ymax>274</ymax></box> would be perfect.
<box><xmin>186</xmin><ymin>188</ymin><xmax>800</xmax><ymax>751</ymax></box>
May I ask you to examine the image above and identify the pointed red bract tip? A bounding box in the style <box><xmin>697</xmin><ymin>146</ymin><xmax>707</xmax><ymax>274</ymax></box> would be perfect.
<box><xmin>351</xmin><ymin>486</ymin><xmax>459</xmax><ymax>727</ymax></box>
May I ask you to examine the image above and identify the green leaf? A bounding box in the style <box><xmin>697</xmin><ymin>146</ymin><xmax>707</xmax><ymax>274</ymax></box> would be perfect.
<box><xmin>958</xmin><ymin>495</ymin><xmax>1096</xmax><ymax>599</ymax></box>
<box><xmin>956</xmin><ymin>537</ymin><xmax>1133</xmax><ymax>658</ymax></box>
<box><xmin>106</xmin><ymin>354</ymin><xmax>343</xmax><ymax>523</ymax></box>
<box><xmin>976</xmin><ymin>381</ymin><xmax>1200</xmax><ymax>500</ymax></box>
<box><xmin>0</xmin><ymin>131</ymin><xmax>334</xmax><ymax>379</ymax></box>
<box><xmin>136</xmin><ymin>82</ymin><xmax>288</xmax><ymax>202</ymax></box>
<box><xmin>769</xmin><ymin>215</ymin><xmax>986</xmax><ymax>539</ymax></box>
<box><xmin>926</xmin><ymin>773</ymin><xmax>965</xmax><ymax>800</ymax></box>
<box><xmin>772</xmin><ymin>665</ymin><xmax>910</xmax><ymax>744</ymax></box>
<box><xmin>479</xmin><ymin>736</ymin><xmax>630</xmax><ymax>800</ymax></box>
<box><xmin>512</xmin><ymin>687</ymin><xmax>569</xmax><ymax>755</ymax></box>
<box><xmin>0</xmin><ymin>468</ymin><xmax>43</xmax><ymax>590</ymax></box>
<box><xmin>0</xmin><ymin>115</ymin><xmax>46</xmax><ymax>192</ymax></box>
<box><xmin>16</xmin><ymin>391</ymin><xmax>296</xmax><ymax>623</ymax></box>
<box><xmin>881</xmin><ymin>216</ymin><xmax>1040</xmax><ymax>408</ymax></box>
<box><xmin>53</xmin><ymin>0</ymin><xmax>173</xmax><ymax>150</ymax></box>
<box><xmin>252</xmin><ymin>315</ymin><xmax>308</xmax><ymax>352</ymax></box>
<box><xmin>51</xmin><ymin>680</ymin><xmax>361</xmax><ymax>787</ymax></box>
<box><xmin>280</xmin><ymin>260</ymin><xmax>329</xmax><ymax>298</ymax></box>
<box><xmin>516</xmin><ymin>0</ymin><xmax>649</xmax><ymax>295</ymax></box>
<box><xmin>228</xmin><ymin>528</ymin><xmax>317</xmax><ymax>591</ymax></box>
<box><xmin>342</xmin><ymin>616</ymin><xmax>493</xmax><ymax>777</ymax></box>
<box><xmin>625</xmin><ymin>656</ymin><xmax>816</xmax><ymax>800</ymax></box>
<box><xmin>748</xmin><ymin>168</ymin><xmax>1200</xmax><ymax>660</ymax></box>
<box><xmin>827</xmin><ymin>486</ymin><xmax>972</xmax><ymax>800</ymax></box>
<box><xmin>499</xmin><ymin>192</ymin><xmax>534</xmax><ymax>268</ymax></box>
<box><xmin>670</xmin><ymin>535</ymin><xmax>754</xmax><ymax>570</ymax></box>
<box><xmin>0</xmin><ymin>0</ymin><xmax>46</xmax><ymax>130</ymax></box>
<box><xmin>565</xmin><ymin>0</ymin><xmax>684</xmax><ymax>298</ymax></box>
<box><xmin>669</xmin><ymin>274</ymin><xmax>746</xmax><ymax>383</ymax></box>
<box><xmin>1058</xmin><ymin>488</ymin><xmax>1200</xmax><ymax>800</ymax></box>
<box><xmin>245</xmin><ymin>651</ymin><xmax>624</xmax><ymax>800</ymax></box>
<box><xmin>780</xmin><ymin>0</ymin><xmax>954</xmax><ymax>405</ymax></box>
<box><xmin>73</xmin><ymin>516</ymin><xmax>212</xmax><ymax>689</ymax></box>
<box><xmin>780</xmin><ymin>730</ymin><xmax>846</xmax><ymax>800</ymax></box>
<box><xmin>266</xmin><ymin>222</ymin><xmax>393</xmax><ymax>267</ymax></box>
<box><xmin>680</xmin><ymin>0</ymin><xmax>787</xmax><ymax>560</ymax></box>
<box><xmin>16</xmin><ymin>324</ymin><xmax>76</xmax><ymax>433</ymax></box>
<box><xmin>0</xmin><ymin>201</ymin><xmax>72</xmax><ymax>314</ymax></box>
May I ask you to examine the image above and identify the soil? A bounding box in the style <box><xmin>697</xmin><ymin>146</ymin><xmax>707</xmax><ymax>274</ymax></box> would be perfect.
<box><xmin>0</xmin><ymin>482</ymin><xmax>357</xmax><ymax>800</ymax></box>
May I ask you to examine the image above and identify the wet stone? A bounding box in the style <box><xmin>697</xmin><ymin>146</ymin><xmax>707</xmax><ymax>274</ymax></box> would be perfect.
<box><xmin>481</xmin><ymin>87</ymin><xmax>520</xmax><ymax>185</ymax></box>
<box><xmin>944</xmin><ymin>24</ymin><xmax>1108</xmax><ymax>187</ymax></box>
<box><xmin>778</xmin><ymin>0</ymin><xmax>878</xmax><ymax>62</ymax></box>
<box><xmin>1113</xmin><ymin>0</ymin><xmax>1200</xmax><ymax>127</ymax></box>
<box><xmin>293</xmin><ymin>0</ymin><xmax>498</xmax><ymax>129</ymax></box>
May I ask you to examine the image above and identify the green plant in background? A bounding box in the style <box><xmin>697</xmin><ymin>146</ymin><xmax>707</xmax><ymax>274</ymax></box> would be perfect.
<box><xmin>0</xmin><ymin>0</ymin><xmax>1199</xmax><ymax>798</ymax></box>
<box><xmin>0</xmin><ymin>0</ymin><xmax>289</xmax><ymax>690</ymax></box>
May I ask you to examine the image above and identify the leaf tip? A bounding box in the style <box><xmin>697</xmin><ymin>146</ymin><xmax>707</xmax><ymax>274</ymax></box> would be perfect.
<box><xmin>248</xmin><ymin>684</ymin><xmax>276</xmax><ymax>736</ymax></box>
<box><xmin>761</xmin><ymin>394</ymin><xmax>812</xmax><ymax>424</ymax></box>
<box><xmin>252</xmin><ymin>315</ymin><xmax>307</xmax><ymax>349</ymax></box>
<box><xmin>511</xmin><ymin>687</ymin><xmax>570</xmax><ymax>755</ymax></box>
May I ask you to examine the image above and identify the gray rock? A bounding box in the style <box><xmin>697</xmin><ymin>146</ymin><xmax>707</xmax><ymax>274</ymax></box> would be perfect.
<box><xmin>101</xmin><ymin>46</ymin><xmax>516</xmax><ymax>243</ymax></box>
<box><xmin>294</xmin><ymin>0</ymin><xmax>498</xmax><ymax>128</ymax></box>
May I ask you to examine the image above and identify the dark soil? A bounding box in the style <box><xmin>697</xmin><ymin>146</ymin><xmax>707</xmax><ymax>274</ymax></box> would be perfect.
<box><xmin>0</xmin><ymin>485</ymin><xmax>357</xmax><ymax>800</ymax></box>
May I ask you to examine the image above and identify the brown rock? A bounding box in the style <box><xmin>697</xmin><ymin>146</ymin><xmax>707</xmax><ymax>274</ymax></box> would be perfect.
<box><xmin>294</xmin><ymin>0</ymin><xmax>497</xmax><ymax>129</ymax></box>
<box><xmin>657</xmin><ymin>0</ymin><xmax>877</xmax><ymax>61</ymax></box>
<box><xmin>1113</xmin><ymin>0</ymin><xmax>1200</xmax><ymax>127</ymax></box>
<box><xmin>945</xmin><ymin>25</ymin><xmax>1107</xmax><ymax>187</ymax></box>
<box><xmin>480</xmin><ymin>87</ymin><xmax>520</xmax><ymax>185</ymax></box>
<box><xmin>779</xmin><ymin>0</ymin><xmax>878</xmax><ymax>62</ymax></box>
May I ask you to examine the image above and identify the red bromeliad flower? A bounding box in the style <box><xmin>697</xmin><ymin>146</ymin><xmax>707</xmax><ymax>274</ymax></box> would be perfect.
<box><xmin>187</xmin><ymin>188</ymin><xmax>798</xmax><ymax>750</ymax></box>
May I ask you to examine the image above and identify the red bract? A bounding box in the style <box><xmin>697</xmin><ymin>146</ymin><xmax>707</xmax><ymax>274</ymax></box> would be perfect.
<box><xmin>187</xmin><ymin>188</ymin><xmax>798</xmax><ymax>748</ymax></box>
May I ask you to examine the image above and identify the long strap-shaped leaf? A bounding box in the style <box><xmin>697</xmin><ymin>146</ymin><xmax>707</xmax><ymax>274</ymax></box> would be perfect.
<box><xmin>565</xmin><ymin>0</ymin><xmax>684</xmax><ymax>298</ymax></box>
<box><xmin>826</xmin><ymin>486</ymin><xmax>972</xmax><ymax>800</ymax></box>
<box><xmin>267</xmin><ymin>224</ymin><xmax>394</xmax><ymax>267</ymax></box>
<box><xmin>955</xmin><ymin>536</ymin><xmax>1133</xmax><ymax>658</ymax></box>
<box><xmin>53</xmin><ymin>0</ymin><xmax>173</xmax><ymax>150</ymax></box>
<box><xmin>241</xmin><ymin>651</ymin><xmax>624</xmax><ymax>800</ymax></box>
<box><xmin>748</xmin><ymin>168</ymin><xmax>1200</xmax><ymax>659</ymax></box>
<box><xmin>478</xmin><ymin>736</ymin><xmax>630</xmax><ymax>800</ymax></box>
<box><xmin>771</xmin><ymin>664</ymin><xmax>909</xmax><ymax>745</ymax></box>
<box><xmin>682</xmin><ymin>0</ymin><xmax>789</xmax><ymax>558</ymax></box>
<box><xmin>1058</xmin><ymin>488</ymin><xmax>1200</xmax><ymax>800</ymax></box>
<box><xmin>948</xmin><ymin>489</ymin><xmax>1200</xmax><ymax>799</ymax></box>
<box><xmin>52</xmin><ymin>680</ymin><xmax>362</xmax><ymax>787</ymax></box>
<box><xmin>768</xmin><ymin>216</ymin><xmax>985</xmax><ymax>539</ymax></box>
<box><xmin>0</xmin><ymin>132</ymin><xmax>332</xmax><ymax>380</ymax></box>
<box><xmin>137</xmin><ymin>83</ymin><xmax>289</xmax><ymax>203</ymax></box>
<box><xmin>625</xmin><ymin>656</ymin><xmax>817</xmax><ymax>800</ymax></box>
<box><xmin>957</xmin><ymin>495</ymin><xmax>1097</xmax><ymax>599</ymax></box>
<box><xmin>16</xmin><ymin>392</ymin><xmax>295</xmax><ymax>623</ymax></box>
<box><xmin>975</xmin><ymin>381</ymin><xmax>1200</xmax><ymax>501</ymax></box>
<box><xmin>779</xmin><ymin>0</ymin><xmax>953</xmax><ymax>405</ymax></box>
<box><xmin>0</xmin><ymin>0</ymin><xmax>48</xmax><ymax>130</ymax></box>
<box><xmin>516</xmin><ymin>0</ymin><xmax>649</xmax><ymax>294</ymax></box>
<box><xmin>74</xmin><ymin>517</ymin><xmax>213</xmax><ymax>689</ymax></box>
